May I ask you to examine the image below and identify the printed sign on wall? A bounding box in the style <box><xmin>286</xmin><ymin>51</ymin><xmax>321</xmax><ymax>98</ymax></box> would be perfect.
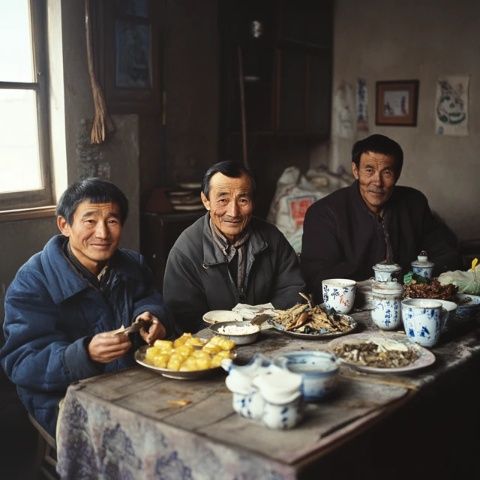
<box><xmin>435</xmin><ymin>75</ymin><xmax>469</xmax><ymax>136</ymax></box>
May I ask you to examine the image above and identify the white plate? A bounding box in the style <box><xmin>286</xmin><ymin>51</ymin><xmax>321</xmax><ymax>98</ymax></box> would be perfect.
<box><xmin>173</xmin><ymin>204</ymin><xmax>205</xmax><ymax>211</ymax></box>
<box><xmin>268</xmin><ymin>314</ymin><xmax>357</xmax><ymax>340</ymax></box>
<box><xmin>178</xmin><ymin>182</ymin><xmax>202</xmax><ymax>190</ymax></box>
<box><xmin>168</xmin><ymin>190</ymin><xmax>193</xmax><ymax>197</ymax></box>
<box><xmin>328</xmin><ymin>332</ymin><xmax>436</xmax><ymax>374</ymax></box>
<box><xmin>203</xmin><ymin>310</ymin><xmax>243</xmax><ymax>324</ymax></box>
<box><xmin>135</xmin><ymin>345</ymin><xmax>230</xmax><ymax>380</ymax></box>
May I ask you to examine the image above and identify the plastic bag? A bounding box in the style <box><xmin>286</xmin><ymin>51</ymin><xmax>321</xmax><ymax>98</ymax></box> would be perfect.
<box><xmin>267</xmin><ymin>166</ymin><xmax>350</xmax><ymax>253</ymax></box>
<box><xmin>438</xmin><ymin>264</ymin><xmax>480</xmax><ymax>295</ymax></box>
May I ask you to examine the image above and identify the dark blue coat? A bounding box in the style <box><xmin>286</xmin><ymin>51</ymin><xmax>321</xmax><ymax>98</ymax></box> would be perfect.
<box><xmin>1</xmin><ymin>235</ymin><xmax>171</xmax><ymax>436</ymax></box>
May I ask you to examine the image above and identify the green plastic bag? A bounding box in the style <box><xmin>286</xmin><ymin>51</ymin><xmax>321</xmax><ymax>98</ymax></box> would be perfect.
<box><xmin>438</xmin><ymin>262</ymin><xmax>480</xmax><ymax>295</ymax></box>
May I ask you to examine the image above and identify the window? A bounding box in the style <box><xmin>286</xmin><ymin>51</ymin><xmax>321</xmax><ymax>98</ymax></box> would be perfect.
<box><xmin>0</xmin><ymin>0</ymin><xmax>53</xmax><ymax>211</ymax></box>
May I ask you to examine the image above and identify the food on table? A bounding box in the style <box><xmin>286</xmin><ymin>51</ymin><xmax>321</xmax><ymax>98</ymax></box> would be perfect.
<box><xmin>145</xmin><ymin>333</ymin><xmax>236</xmax><ymax>371</ymax></box>
<box><xmin>273</xmin><ymin>303</ymin><xmax>353</xmax><ymax>334</ymax></box>
<box><xmin>217</xmin><ymin>323</ymin><xmax>259</xmax><ymax>335</ymax></box>
<box><xmin>333</xmin><ymin>338</ymin><xmax>419</xmax><ymax>368</ymax></box>
<box><xmin>403</xmin><ymin>277</ymin><xmax>458</xmax><ymax>301</ymax></box>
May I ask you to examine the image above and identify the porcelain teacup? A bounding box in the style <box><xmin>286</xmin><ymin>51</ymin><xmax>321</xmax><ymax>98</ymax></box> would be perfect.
<box><xmin>401</xmin><ymin>298</ymin><xmax>448</xmax><ymax>348</ymax></box>
<box><xmin>322</xmin><ymin>278</ymin><xmax>356</xmax><ymax>314</ymax></box>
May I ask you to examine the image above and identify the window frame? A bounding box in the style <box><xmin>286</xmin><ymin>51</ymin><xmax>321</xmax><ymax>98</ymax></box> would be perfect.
<box><xmin>0</xmin><ymin>0</ymin><xmax>53</xmax><ymax>212</ymax></box>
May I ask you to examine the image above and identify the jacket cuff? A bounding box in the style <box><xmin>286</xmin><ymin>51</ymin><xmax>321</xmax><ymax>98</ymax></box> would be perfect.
<box><xmin>64</xmin><ymin>337</ymin><xmax>103</xmax><ymax>379</ymax></box>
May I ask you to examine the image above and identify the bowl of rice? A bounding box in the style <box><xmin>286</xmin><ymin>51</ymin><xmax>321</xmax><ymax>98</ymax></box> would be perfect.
<box><xmin>209</xmin><ymin>321</ymin><xmax>261</xmax><ymax>345</ymax></box>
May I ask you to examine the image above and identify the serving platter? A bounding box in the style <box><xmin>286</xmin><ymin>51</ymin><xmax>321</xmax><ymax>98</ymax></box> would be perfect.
<box><xmin>268</xmin><ymin>314</ymin><xmax>357</xmax><ymax>340</ymax></box>
<box><xmin>135</xmin><ymin>345</ymin><xmax>229</xmax><ymax>380</ymax></box>
<box><xmin>328</xmin><ymin>332</ymin><xmax>436</xmax><ymax>374</ymax></box>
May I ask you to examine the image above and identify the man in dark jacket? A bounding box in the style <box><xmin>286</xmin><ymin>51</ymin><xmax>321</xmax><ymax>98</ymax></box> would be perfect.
<box><xmin>164</xmin><ymin>161</ymin><xmax>305</xmax><ymax>333</ymax></box>
<box><xmin>1</xmin><ymin>178</ymin><xmax>172</xmax><ymax>436</ymax></box>
<box><xmin>301</xmin><ymin>134</ymin><xmax>460</xmax><ymax>303</ymax></box>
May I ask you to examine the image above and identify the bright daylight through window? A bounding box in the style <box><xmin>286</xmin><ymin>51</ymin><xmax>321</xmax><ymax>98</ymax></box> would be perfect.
<box><xmin>0</xmin><ymin>0</ymin><xmax>52</xmax><ymax>210</ymax></box>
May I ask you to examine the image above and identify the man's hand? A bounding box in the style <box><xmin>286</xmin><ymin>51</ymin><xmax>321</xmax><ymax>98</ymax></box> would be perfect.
<box><xmin>136</xmin><ymin>311</ymin><xmax>167</xmax><ymax>345</ymax></box>
<box><xmin>88</xmin><ymin>331</ymin><xmax>132</xmax><ymax>363</ymax></box>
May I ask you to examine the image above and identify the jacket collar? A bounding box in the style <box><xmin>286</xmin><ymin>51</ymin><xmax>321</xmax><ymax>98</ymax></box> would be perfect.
<box><xmin>200</xmin><ymin>214</ymin><xmax>268</xmax><ymax>266</ymax></box>
<box><xmin>40</xmin><ymin>235</ymin><xmax>143</xmax><ymax>304</ymax></box>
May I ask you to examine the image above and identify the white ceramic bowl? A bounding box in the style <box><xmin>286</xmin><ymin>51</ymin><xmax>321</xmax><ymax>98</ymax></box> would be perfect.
<box><xmin>274</xmin><ymin>351</ymin><xmax>339</xmax><ymax>402</ymax></box>
<box><xmin>202</xmin><ymin>310</ymin><xmax>243</xmax><ymax>325</ymax></box>
<box><xmin>209</xmin><ymin>321</ymin><xmax>260</xmax><ymax>345</ymax></box>
<box><xmin>455</xmin><ymin>294</ymin><xmax>480</xmax><ymax>321</ymax></box>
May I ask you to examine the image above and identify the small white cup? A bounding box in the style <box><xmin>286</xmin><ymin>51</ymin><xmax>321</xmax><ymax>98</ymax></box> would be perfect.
<box><xmin>322</xmin><ymin>279</ymin><xmax>357</xmax><ymax>314</ymax></box>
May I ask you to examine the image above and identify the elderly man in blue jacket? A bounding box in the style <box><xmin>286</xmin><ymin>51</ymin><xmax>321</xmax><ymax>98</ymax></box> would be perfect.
<box><xmin>0</xmin><ymin>178</ymin><xmax>172</xmax><ymax>437</ymax></box>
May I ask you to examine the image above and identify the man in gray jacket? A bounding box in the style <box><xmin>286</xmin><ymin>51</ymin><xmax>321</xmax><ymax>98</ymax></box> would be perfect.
<box><xmin>164</xmin><ymin>161</ymin><xmax>305</xmax><ymax>333</ymax></box>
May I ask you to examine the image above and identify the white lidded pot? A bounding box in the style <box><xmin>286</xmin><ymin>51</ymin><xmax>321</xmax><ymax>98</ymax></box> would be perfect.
<box><xmin>252</xmin><ymin>369</ymin><xmax>303</xmax><ymax>430</ymax></box>
<box><xmin>371</xmin><ymin>280</ymin><xmax>403</xmax><ymax>330</ymax></box>
<box><xmin>372</xmin><ymin>262</ymin><xmax>402</xmax><ymax>282</ymax></box>
<box><xmin>411</xmin><ymin>251</ymin><xmax>434</xmax><ymax>280</ymax></box>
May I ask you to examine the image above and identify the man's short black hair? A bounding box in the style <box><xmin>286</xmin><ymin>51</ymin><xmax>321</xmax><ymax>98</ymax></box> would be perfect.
<box><xmin>202</xmin><ymin>161</ymin><xmax>256</xmax><ymax>199</ymax></box>
<box><xmin>352</xmin><ymin>134</ymin><xmax>404</xmax><ymax>176</ymax></box>
<box><xmin>56</xmin><ymin>178</ymin><xmax>129</xmax><ymax>225</ymax></box>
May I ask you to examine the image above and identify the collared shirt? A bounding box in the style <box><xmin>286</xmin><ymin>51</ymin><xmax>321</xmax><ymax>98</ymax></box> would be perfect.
<box><xmin>209</xmin><ymin>219</ymin><xmax>251</xmax><ymax>296</ymax></box>
<box><xmin>63</xmin><ymin>241</ymin><xmax>112</xmax><ymax>292</ymax></box>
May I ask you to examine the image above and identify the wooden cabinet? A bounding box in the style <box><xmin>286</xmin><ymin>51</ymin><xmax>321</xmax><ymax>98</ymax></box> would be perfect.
<box><xmin>220</xmin><ymin>0</ymin><xmax>333</xmax><ymax>137</ymax></box>
<box><xmin>140</xmin><ymin>212</ymin><xmax>203</xmax><ymax>290</ymax></box>
<box><xmin>219</xmin><ymin>0</ymin><xmax>333</xmax><ymax>218</ymax></box>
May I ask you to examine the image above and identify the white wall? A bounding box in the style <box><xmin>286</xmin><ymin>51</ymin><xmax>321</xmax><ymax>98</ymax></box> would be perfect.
<box><xmin>330</xmin><ymin>0</ymin><xmax>480</xmax><ymax>241</ymax></box>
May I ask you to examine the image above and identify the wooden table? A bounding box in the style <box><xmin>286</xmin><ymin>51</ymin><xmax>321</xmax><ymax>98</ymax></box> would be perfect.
<box><xmin>56</xmin><ymin>312</ymin><xmax>480</xmax><ymax>479</ymax></box>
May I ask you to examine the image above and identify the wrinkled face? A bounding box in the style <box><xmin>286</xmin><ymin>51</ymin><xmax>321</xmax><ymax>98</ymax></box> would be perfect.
<box><xmin>57</xmin><ymin>201</ymin><xmax>123</xmax><ymax>275</ymax></box>
<box><xmin>201</xmin><ymin>172</ymin><xmax>254</xmax><ymax>243</ymax></box>
<box><xmin>352</xmin><ymin>151</ymin><xmax>398</xmax><ymax>215</ymax></box>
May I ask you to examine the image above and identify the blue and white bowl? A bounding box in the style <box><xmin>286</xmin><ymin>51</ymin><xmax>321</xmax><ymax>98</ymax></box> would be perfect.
<box><xmin>274</xmin><ymin>351</ymin><xmax>339</xmax><ymax>402</ymax></box>
<box><xmin>455</xmin><ymin>294</ymin><xmax>480</xmax><ymax>321</ymax></box>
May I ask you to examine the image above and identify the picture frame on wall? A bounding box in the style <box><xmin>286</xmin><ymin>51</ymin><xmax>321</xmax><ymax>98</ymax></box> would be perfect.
<box><xmin>375</xmin><ymin>80</ymin><xmax>419</xmax><ymax>126</ymax></box>
<box><xmin>95</xmin><ymin>0</ymin><xmax>163</xmax><ymax>114</ymax></box>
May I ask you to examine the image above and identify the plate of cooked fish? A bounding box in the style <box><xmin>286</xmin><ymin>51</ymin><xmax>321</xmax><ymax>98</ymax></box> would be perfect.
<box><xmin>268</xmin><ymin>303</ymin><xmax>357</xmax><ymax>339</ymax></box>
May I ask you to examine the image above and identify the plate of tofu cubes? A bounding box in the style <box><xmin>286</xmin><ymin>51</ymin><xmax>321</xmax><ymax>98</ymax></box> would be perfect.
<box><xmin>135</xmin><ymin>333</ymin><xmax>237</xmax><ymax>380</ymax></box>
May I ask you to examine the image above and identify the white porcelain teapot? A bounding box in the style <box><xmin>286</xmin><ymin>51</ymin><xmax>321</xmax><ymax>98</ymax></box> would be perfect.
<box><xmin>223</xmin><ymin>353</ymin><xmax>304</xmax><ymax>429</ymax></box>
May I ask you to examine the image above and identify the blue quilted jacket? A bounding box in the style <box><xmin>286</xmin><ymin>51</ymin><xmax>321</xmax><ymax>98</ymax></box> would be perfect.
<box><xmin>1</xmin><ymin>235</ymin><xmax>172</xmax><ymax>436</ymax></box>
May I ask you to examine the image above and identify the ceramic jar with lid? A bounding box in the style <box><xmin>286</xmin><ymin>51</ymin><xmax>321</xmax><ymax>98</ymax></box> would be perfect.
<box><xmin>411</xmin><ymin>251</ymin><xmax>434</xmax><ymax>280</ymax></box>
<box><xmin>223</xmin><ymin>353</ymin><xmax>304</xmax><ymax>429</ymax></box>
<box><xmin>372</xmin><ymin>262</ymin><xmax>402</xmax><ymax>282</ymax></box>
<box><xmin>371</xmin><ymin>280</ymin><xmax>403</xmax><ymax>330</ymax></box>
<box><xmin>252</xmin><ymin>370</ymin><xmax>304</xmax><ymax>430</ymax></box>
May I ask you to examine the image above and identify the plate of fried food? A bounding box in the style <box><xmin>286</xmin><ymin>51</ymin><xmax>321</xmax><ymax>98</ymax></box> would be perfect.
<box><xmin>328</xmin><ymin>332</ymin><xmax>436</xmax><ymax>374</ymax></box>
<box><xmin>268</xmin><ymin>303</ymin><xmax>357</xmax><ymax>339</ymax></box>
<box><xmin>403</xmin><ymin>277</ymin><xmax>458</xmax><ymax>301</ymax></box>
<box><xmin>135</xmin><ymin>333</ymin><xmax>236</xmax><ymax>379</ymax></box>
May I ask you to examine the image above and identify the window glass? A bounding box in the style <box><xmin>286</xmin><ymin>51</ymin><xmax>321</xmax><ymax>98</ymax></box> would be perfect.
<box><xmin>0</xmin><ymin>0</ymin><xmax>34</xmax><ymax>82</ymax></box>
<box><xmin>0</xmin><ymin>89</ymin><xmax>42</xmax><ymax>193</ymax></box>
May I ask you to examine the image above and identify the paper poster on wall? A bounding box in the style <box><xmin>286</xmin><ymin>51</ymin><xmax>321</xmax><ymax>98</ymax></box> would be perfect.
<box><xmin>435</xmin><ymin>75</ymin><xmax>469</xmax><ymax>136</ymax></box>
<box><xmin>332</xmin><ymin>82</ymin><xmax>355</xmax><ymax>139</ymax></box>
<box><xmin>356</xmin><ymin>78</ymin><xmax>369</xmax><ymax>132</ymax></box>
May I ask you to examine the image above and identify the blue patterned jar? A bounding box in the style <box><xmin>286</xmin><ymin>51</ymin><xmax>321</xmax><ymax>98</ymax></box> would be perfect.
<box><xmin>411</xmin><ymin>251</ymin><xmax>434</xmax><ymax>280</ymax></box>
<box><xmin>371</xmin><ymin>281</ymin><xmax>403</xmax><ymax>330</ymax></box>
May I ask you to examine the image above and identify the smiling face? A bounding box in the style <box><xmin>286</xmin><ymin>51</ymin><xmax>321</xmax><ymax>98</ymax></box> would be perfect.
<box><xmin>352</xmin><ymin>151</ymin><xmax>398</xmax><ymax>215</ymax></box>
<box><xmin>57</xmin><ymin>200</ymin><xmax>123</xmax><ymax>275</ymax></box>
<box><xmin>201</xmin><ymin>172</ymin><xmax>254</xmax><ymax>243</ymax></box>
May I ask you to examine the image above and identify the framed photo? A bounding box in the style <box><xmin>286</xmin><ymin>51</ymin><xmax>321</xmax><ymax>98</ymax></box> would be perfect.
<box><xmin>95</xmin><ymin>0</ymin><xmax>163</xmax><ymax>113</ymax></box>
<box><xmin>375</xmin><ymin>80</ymin><xmax>419</xmax><ymax>126</ymax></box>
